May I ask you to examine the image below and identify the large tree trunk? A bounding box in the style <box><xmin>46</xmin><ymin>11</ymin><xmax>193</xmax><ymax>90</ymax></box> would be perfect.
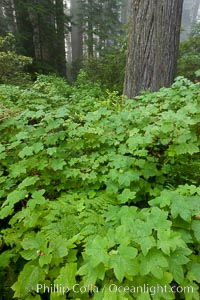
<box><xmin>123</xmin><ymin>0</ymin><xmax>183</xmax><ymax>98</ymax></box>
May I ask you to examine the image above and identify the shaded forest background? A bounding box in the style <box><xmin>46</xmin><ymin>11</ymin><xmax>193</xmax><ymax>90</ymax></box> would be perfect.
<box><xmin>0</xmin><ymin>0</ymin><xmax>200</xmax><ymax>91</ymax></box>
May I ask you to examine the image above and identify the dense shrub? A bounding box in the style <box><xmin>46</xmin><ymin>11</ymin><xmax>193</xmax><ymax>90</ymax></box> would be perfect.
<box><xmin>177</xmin><ymin>23</ymin><xmax>200</xmax><ymax>80</ymax></box>
<box><xmin>0</xmin><ymin>34</ymin><xmax>32</xmax><ymax>86</ymax></box>
<box><xmin>0</xmin><ymin>76</ymin><xmax>200</xmax><ymax>299</ymax></box>
<box><xmin>81</xmin><ymin>35</ymin><xmax>127</xmax><ymax>93</ymax></box>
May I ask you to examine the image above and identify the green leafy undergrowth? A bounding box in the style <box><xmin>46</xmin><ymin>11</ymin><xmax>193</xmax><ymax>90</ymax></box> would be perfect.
<box><xmin>177</xmin><ymin>23</ymin><xmax>200</xmax><ymax>81</ymax></box>
<box><xmin>0</xmin><ymin>76</ymin><xmax>200</xmax><ymax>299</ymax></box>
<box><xmin>0</xmin><ymin>34</ymin><xmax>32</xmax><ymax>86</ymax></box>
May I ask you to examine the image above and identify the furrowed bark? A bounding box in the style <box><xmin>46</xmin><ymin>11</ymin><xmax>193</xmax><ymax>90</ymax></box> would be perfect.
<box><xmin>123</xmin><ymin>0</ymin><xmax>184</xmax><ymax>98</ymax></box>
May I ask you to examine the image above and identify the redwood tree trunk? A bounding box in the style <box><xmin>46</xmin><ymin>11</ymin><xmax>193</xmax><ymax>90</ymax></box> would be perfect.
<box><xmin>123</xmin><ymin>0</ymin><xmax>184</xmax><ymax>98</ymax></box>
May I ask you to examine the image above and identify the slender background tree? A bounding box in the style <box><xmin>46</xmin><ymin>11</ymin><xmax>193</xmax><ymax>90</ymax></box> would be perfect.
<box><xmin>181</xmin><ymin>0</ymin><xmax>200</xmax><ymax>40</ymax></box>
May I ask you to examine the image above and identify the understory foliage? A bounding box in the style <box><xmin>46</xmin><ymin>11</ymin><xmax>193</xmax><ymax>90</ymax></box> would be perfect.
<box><xmin>0</xmin><ymin>74</ymin><xmax>200</xmax><ymax>300</ymax></box>
<box><xmin>0</xmin><ymin>34</ymin><xmax>32</xmax><ymax>86</ymax></box>
<box><xmin>82</xmin><ymin>34</ymin><xmax>127</xmax><ymax>93</ymax></box>
<box><xmin>177</xmin><ymin>23</ymin><xmax>200</xmax><ymax>80</ymax></box>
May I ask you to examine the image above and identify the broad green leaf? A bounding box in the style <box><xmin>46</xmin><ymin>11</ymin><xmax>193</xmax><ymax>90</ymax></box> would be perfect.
<box><xmin>28</xmin><ymin>189</ymin><xmax>46</xmax><ymax>209</ymax></box>
<box><xmin>15</xmin><ymin>131</ymin><xmax>29</xmax><ymax>140</ymax></box>
<box><xmin>0</xmin><ymin>205</ymin><xmax>14</xmax><ymax>219</ymax></box>
<box><xmin>55</xmin><ymin>263</ymin><xmax>77</xmax><ymax>289</ymax></box>
<box><xmin>131</xmin><ymin>272</ymin><xmax>174</xmax><ymax>299</ymax></box>
<box><xmin>49</xmin><ymin>237</ymin><xmax>69</xmax><ymax>258</ymax></box>
<box><xmin>118</xmin><ymin>189</ymin><xmax>136</xmax><ymax>203</ymax></box>
<box><xmin>9</xmin><ymin>161</ymin><xmax>27</xmax><ymax>177</ymax></box>
<box><xmin>79</xmin><ymin>263</ymin><xmax>105</xmax><ymax>284</ymax></box>
<box><xmin>0</xmin><ymin>144</ymin><xmax>5</xmax><ymax>153</ymax></box>
<box><xmin>189</xmin><ymin>262</ymin><xmax>200</xmax><ymax>283</ymax></box>
<box><xmin>18</xmin><ymin>176</ymin><xmax>39</xmax><ymax>190</ymax></box>
<box><xmin>127</xmin><ymin>136</ymin><xmax>144</xmax><ymax>150</ymax></box>
<box><xmin>136</xmin><ymin>236</ymin><xmax>156</xmax><ymax>256</ymax></box>
<box><xmin>0</xmin><ymin>250</ymin><xmax>16</xmax><ymax>267</ymax></box>
<box><xmin>191</xmin><ymin>220</ymin><xmax>200</xmax><ymax>241</ymax></box>
<box><xmin>51</xmin><ymin>159</ymin><xmax>66</xmax><ymax>171</ymax></box>
<box><xmin>175</xmin><ymin>228</ymin><xmax>193</xmax><ymax>243</ymax></box>
<box><xmin>21</xmin><ymin>232</ymin><xmax>47</xmax><ymax>250</ymax></box>
<box><xmin>47</xmin><ymin>147</ymin><xmax>57</xmax><ymax>156</ymax></box>
<box><xmin>109</xmin><ymin>245</ymin><xmax>138</xmax><ymax>282</ymax></box>
<box><xmin>20</xmin><ymin>249</ymin><xmax>39</xmax><ymax>260</ymax></box>
<box><xmin>140</xmin><ymin>249</ymin><xmax>168</xmax><ymax>279</ymax></box>
<box><xmin>157</xmin><ymin>229</ymin><xmax>185</xmax><ymax>255</ymax></box>
<box><xmin>114</xmin><ymin>225</ymin><xmax>132</xmax><ymax>245</ymax></box>
<box><xmin>136</xmin><ymin>294</ymin><xmax>151</xmax><ymax>300</ymax></box>
<box><xmin>33</xmin><ymin>142</ymin><xmax>44</xmax><ymax>153</ymax></box>
<box><xmin>133</xmin><ymin>220</ymin><xmax>152</xmax><ymax>237</ymax></box>
<box><xmin>147</xmin><ymin>207</ymin><xmax>171</xmax><ymax>230</ymax></box>
<box><xmin>85</xmin><ymin>235</ymin><xmax>109</xmax><ymax>268</ymax></box>
<box><xmin>18</xmin><ymin>146</ymin><xmax>34</xmax><ymax>158</ymax></box>
<box><xmin>168</xmin><ymin>249</ymin><xmax>191</xmax><ymax>284</ymax></box>
<box><xmin>12</xmin><ymin>263</ymin><xmax>45</xmax><ymax>298</ymax></box>
<box><xmin>55</xmin><ymin>107</ymin><xmax>69</xmax><ymax>118</ymax></box>
<box><xmin>148</xmin><ymin>190</ymin><xmax>172</xmax><ymax>208</ymax></box>
<box><xmin>0</xmin><ymin>190</ymin><xmax>27</xmax><ymax>219</ymax></box>
<box><xmin>179</xmin><ymin>281</ymin><xmax>199</xmax><ymax>300</ymax></box>
<box><xmin>102</xmin><ymin>286</ymin><xmax>128</xmax><ymax>300</ymax></box>
<box><xmin>39</xmin><ymin>249</ymin><xmax>52</xmax><ymax>267</ymax></box>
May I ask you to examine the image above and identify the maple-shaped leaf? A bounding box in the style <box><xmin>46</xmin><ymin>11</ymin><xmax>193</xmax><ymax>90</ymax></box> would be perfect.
<box><xmin>168</xmin><ymin>248</ymin><xmax>191</xmax><ymax>284</ymax></box>
<box><xmin>135</xmin><ymin>236</ymin><xmax>156</xmax><ymax>256</ymax></box>
<box><xmin>12</xmin><ymin>263</ymin><xmax>45</xmax><ymax>298</ymax></box>
<box><xmin>79</xmin><ymin>262</ymin><xmax>105</xmax><ymax>284</ymax></box>
<box><xmin>0</xmin><ymin>190</ymin><xmax>27</xmax><ymax>219</ymax></box>
<box><xmin>147</xmin><ymin>207</ymin><xmax>171</xmax><ymax>231</ymax></box>
<box><xmin>118</xmin><ymin>188</ymin><xmax>136</xmax><ymax>204</ymax></box>
<box><xmin>157</xmin><ymin>229</ymin><xmax>186</xmax><ymax>255</ymax></box>
<box><xmin>18</xmin><ymin>176</ymin><xmax>39</xmax><ymax>190</ymax></box>
<box><xmin>51</xmin><ymin>158</ymin><xmax>66</xmax><ymax>171</ymax></box>
<box><xmin>28</xmin><ymin>190</ymin><xmax>46</xmax><ymax>209</ymax></box>
<box><xmin>18</xmin><ymin>146</ymin><xmax>34</xmax><ymax>158</ymax></box>
<box><xmin>191</xmin><ymin>220</ymin><xmax>200</xmax><ymax>241</ymax></box>
<box><xmin>55</xmin><ymin>263</ymin><xmax>77</xmax><ymax>289</ymax></box>
<box><xmin>84</xmin><ymin>235</ymin><xmax>109</xmax><ymax>268</ymax></box>
<box><xmin>140</xmin><ymin>249</ymin><xmax>168</xmax><ymax>279</ymax></box>
<box><xmin>188</xmin><ymin>262</ymin><xmax>200</xmax><ymax>283</ymax></box>
<box><xmin>109</xmin><ymin>245</ymin><xmax>138</xmax><ymax>282</ymax></box>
